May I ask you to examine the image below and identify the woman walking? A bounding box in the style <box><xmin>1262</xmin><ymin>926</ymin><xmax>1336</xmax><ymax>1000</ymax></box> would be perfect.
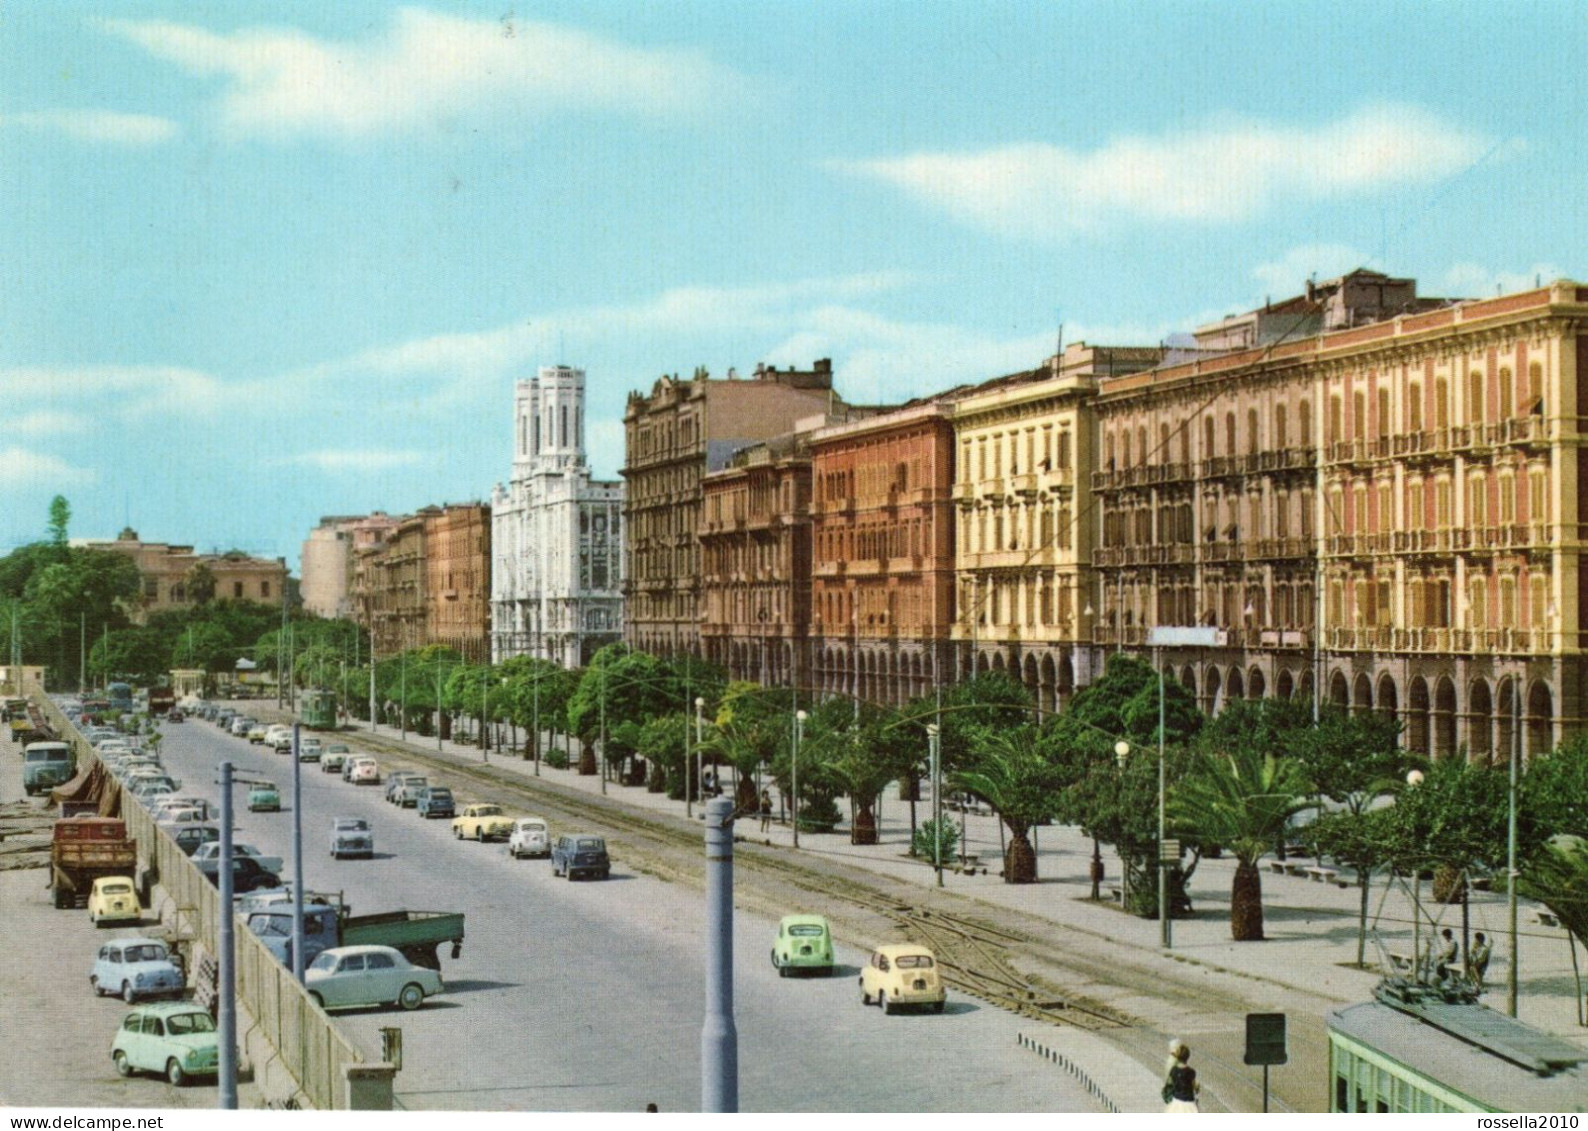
<box><xmin>1164</xmin><ymin>1039</ymin><xmax>1201</xmax><ymax>1113</ymax></box>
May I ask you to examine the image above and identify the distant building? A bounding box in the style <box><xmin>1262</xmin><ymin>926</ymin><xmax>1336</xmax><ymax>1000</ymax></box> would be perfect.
<box><xmin>300</xmin><ymin>515</ymin><xmax>366</xmax><ymax>619</ymax></box>
<box><xmin>79</xmin><ymin>529</ymin><xmax>287</xmax><ymax>623</ymax></box>
<box><xmin>490</xmin><ymin>365</ymin><xmax>624</xmax><ymax>668</ymax></box>
<box><xmin>351</xmin><ymin>504</ymin><xmax>491</xmax><ymax>661</ymax></box>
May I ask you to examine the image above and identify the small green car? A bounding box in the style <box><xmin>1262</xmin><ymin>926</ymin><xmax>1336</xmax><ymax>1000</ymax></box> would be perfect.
<box><xmin>771</xmin><ymin>914</ymin><xmax>834</xmax><ymax>977</ymax></box>
<box><xmin>111</xmin><ymin>1002</ymin><xmax>219</xmax><ymax>1086</ymax></box>
<box><xmin>247</xmin><ymin>783</ymin><xmax>281</xmax><ymax>812</ymax></box>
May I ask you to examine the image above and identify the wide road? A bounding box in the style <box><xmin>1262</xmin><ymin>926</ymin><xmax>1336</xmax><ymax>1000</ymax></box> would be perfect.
<box><xmin>145</xmin><ymin>712</ymin><xmax>1097</xmax><ymax>1113</ymax></box>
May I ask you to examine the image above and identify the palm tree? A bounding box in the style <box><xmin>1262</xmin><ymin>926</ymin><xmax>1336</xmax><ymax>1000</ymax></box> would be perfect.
<box><xmin>953</xmin><ymin>726</ymin><xmax>1064</xmax><ymax>884</ymax></box>
<box><xmin>1172</xmin><ymin>744</ymin><xmax>1312</xmax><ymax>940</ymax></box>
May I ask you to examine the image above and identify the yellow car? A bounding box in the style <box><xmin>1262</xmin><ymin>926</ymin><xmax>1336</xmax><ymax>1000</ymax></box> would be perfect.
<box><xmin>859</xmin><ymin>943</ymin><xmax>946</xmax><ymax>1014</ymax></box>
<box><xmin>88</xmin><ymin>876</ymin><xmax>142</xmax><ymax>927</ymax></box>
<box><xmin>452</xmin><ymin>804</ymin><xmax>514</xmax><ymax>842</ymax></box>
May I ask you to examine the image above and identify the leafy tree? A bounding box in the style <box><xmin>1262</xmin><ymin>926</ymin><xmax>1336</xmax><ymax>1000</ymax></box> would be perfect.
<box><xmin>499</xmin><ymin>656</ymin><xmax>563</xmax><ymax>760</ymax></box>
<box><xmin>184</xmin><ymin>562</ymin><xmax>217</xmax><ymax>606</ymax></box>
<box><xmin>1517</xmin><ymin>835</ymin><xmax>1588</xmax><ymax>973</ymax></box>
<box><xmin>1521</xmin><ymin>736</ymin><xmax>1588</xmax><ymax>847</ymax></box>
<box><xmin>954</xmin><ymin>726</ymin><xmax>1066</xmax><ymax>883</ymax></box>
<box><xmin>1173</xmin><ymin>726</ymin><xmax>1314</xmax><ymax>941</ymax></box>
<box><xmin>1290</xmin><ymin>703</ymin><xmax>1409</xmax><ymax>817</ymax></box>
<box><xmin>47</xmin><ymin>496</ymin><xmax>70</xmax><ymax>553</ymax></box>
<box><xmin>88</xmin><ymin>626</ymin><xmax>168</xmax><ymax>684</ymax></box>
<box><xmin>1306</xmin><ymin>806</ymin><xmax>1400</xmax><ymax>967</ymax></box>
<box><xmin>895</xmin><ymin>671</ymin><xmax>1032</xmax><ymax>776</ymax></box>
<box><xmin>637</xmin><ymin>713</ymin><xmax>691</xmax><ymax>797</ymax></box>
<box><xmin>568</xmin><ymin>645</ymin><xmax>682</xmax><ymax>777</ymax></box>
<box><xmin>1382</xmin><ymin>758</ymin><xmax>1508</xmax><ymax>883</ymax></box>
<box><xmin>811</xmin><ymin>700</ymin><xmax>914</xmax><ymax>845</ymax></box>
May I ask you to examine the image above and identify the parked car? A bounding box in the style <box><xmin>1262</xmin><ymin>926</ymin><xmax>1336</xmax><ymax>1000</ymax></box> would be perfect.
<box><xmin>507</xmin><ymin>817</ymin><xmax>550</xmax><ymax>859</ymax></box>
<box><xmin>551</xmin><ymin>833</ymin><xmax>609</xmax><ymax>880</ymax></box>
<box><xmin>190</xmin><ymin>841</ymin><xmax>283</xmax><ymax>876</ymax></box>
<box><xmin>166</xmin><ymin>710</ymin><xmax>185</xmax><ymax>723</ymax></box>
<box><xmin>111</xmin><ymin>1003</ymin><xmax>218</xmax><ymax>1085</ymax></box>
<box><xmin>229</xmin><ymin>716</ymin><xmax>255</xmax><ymax>737</ymax></box>
<box><xmin>267</xmin><ymin>726</ymin><xmax>293</xmax><ymax>753</ymax></box>
<box><xmin>385</xmin><ymin>772</ymin><xmax>425</xmax><ymax>804</ymax></box>
<box><xmin>247</xmin><ymin>782</ymin><xmax>281</xmax><ymax>812</ymax></box>
<box><xmin>297</xmin><ymin>737</ymin><xmax>323</xmax><ymax>762</ymax></box>
<box><xmin>771</xmin><ymin>914</ymin><xmax>834</xmax><ymax>977</ymax></box>
<box><xmin>330</xmin><ymin>817</ymin><xmax>374</xmax><ymax>859</ymax></box>
<box><xmin>170</xmin><ymin>824</ymin><xmax>221</xmax><ymax>856</ymax></box>
<box><xmin>414</xmin><ymin>787</ymin><xmax>454</xmax><ymax>819</ymax></box>
<box><xmin>92</xmin><ymin>938</ymin><xmax>184</xmax><ymax>1002</ymax></box>
<box><xmin>246</xmin><ymin>723</ymin><xmax>269</xmax><ymax>744</ymax></box>
<box><xmin>858</xmin><ymin>944</ymin><xmax>946</xmax><ymax>1014</ymax></box>
<box><xmin>155</xmin><ymin>806</ymin><xmax>212</xmax><ymax>828</ymax></box>
<box><xmin>304</xmin><ymin>945</ymin><xmax>442</xmax><ymax>1012</ymax></box>
<box><xmin>197</xmin><ymin>855</ymin><xmax>280</xmax><ymax>892</ymax></box>
<box><xmin>348</xmin><ymin>757</ymin><xmax>380</xmax><ymax>785</ymax></box>
<box><xmin>452</xmin><ymin>804</ymin><xmax>513</xmax><ymax>842</ymax></box>
<box><xmin>87</xmin><ymin>876</ymin><xmax>141</xmax><ymax>926</ymax></box>
<box><xmin>322</xmin><ymin>746</ymin><xmax>349</xmax><ymax>773</ymax></box>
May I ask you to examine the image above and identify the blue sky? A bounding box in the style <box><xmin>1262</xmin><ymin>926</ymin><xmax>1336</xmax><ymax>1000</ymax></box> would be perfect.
<box><xmin>4</xmin><ymin>2</ymin><xmax>1585</xmax><ymax>568</ymax></box>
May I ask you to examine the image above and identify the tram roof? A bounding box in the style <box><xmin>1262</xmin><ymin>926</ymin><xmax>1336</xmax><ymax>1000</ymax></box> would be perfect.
<box><xmin>1328</xmin><ymin>1000</ymin><xmax>1588</xmax><ymax>1112</ymax></box>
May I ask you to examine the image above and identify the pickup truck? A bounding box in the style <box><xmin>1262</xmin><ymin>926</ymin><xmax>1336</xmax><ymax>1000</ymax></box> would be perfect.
<box><xmin>51</xmin><ymin>817</ymin><xmax>137</xmax><ymax>909</ymax></box>
<box><xmin>245</xmin><ymin>904</ymin><xmax>464</xmax><ymax>970</ymax></box>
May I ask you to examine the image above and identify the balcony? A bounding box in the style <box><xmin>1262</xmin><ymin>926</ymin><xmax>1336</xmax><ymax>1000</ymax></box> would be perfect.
<box><xmin>1201</xmin><ymin>456</ymin><xmax>1244</xmax><ymax>480</ymax></box>
<box><xmin>1204</xmin><ymin>542</ymin><xmax>1243</xmax><ymax>563</ymax></box>
<box><xmin>1503</xmin><ymin>415</ymin><xmax>1551</xmax><ymax>449</ymax></box>
<box><xmin>979</xmin><ymin>478</ymin><xmax>1006</xmax><ymax>502</ymax></box>
<box><xmin>1009</xmin><ymin>472</ymin><xmax>1039</xmax><ymax>496</ymax></box>
<box><xmin>1251</xmin><ymin>537</ymin><xmax>1312</xmax><ymax>560</ymax></box>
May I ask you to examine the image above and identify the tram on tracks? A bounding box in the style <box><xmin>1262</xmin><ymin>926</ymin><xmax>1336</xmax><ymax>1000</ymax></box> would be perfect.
<box><xmin>1327</xmin><ymin>979</ymin><xmax>1586</xmax><ymax>1112</ymax></box>
<box><xmin>298</xmin><ymin>688</ymin><xmax>338</xmax><ymax>729</ymax></box>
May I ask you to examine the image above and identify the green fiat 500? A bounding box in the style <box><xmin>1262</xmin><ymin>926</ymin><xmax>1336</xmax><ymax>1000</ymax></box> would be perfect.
<box><xmin>111</xmin><ymin>1003</ymin><xmax>219</xmax><ymax>1086</ymax></box>
<box><xmin>770</xmin><ymin>914</ymin><xmax>834</xmax><ymax>977</ymax></box>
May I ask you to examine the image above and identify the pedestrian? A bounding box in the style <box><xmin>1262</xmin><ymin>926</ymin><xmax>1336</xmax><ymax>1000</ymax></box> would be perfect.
<box><xmin>759</xmin><ymin>787</ymin><xmax>773</xmax><ymax>832</ymax></box>
<box><xmin>1467</xmin><ymin>932</ymin><xmax>1492</xmax><ymax>990</ymax></box>
<box><xmin>1433</xmin><ymin>927</ymin><xmax>1459</xmax><ymax>981</ymax></box>
<box><xmin>1163</xmin><ymin>1039</ymin><xmax>1200</xmax><ymax>1113</ymax></box>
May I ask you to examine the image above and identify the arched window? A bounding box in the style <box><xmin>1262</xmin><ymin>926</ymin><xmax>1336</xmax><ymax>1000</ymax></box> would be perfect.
<box><xmin>1528</xmin><ymin>362</ymin><xmax>1544</xmax><ymax>413</ymax></box>
<box><xmin>1408</xmin><ymin>384</ymin><xmax>1423</xmax><ymax>431</ymax></box>
<box><xmin>1498</xmin><ymin>367</ymin><xmax>1513</xmax><ymax>419</ymax></box>
<box><xmin>1247</xmin><ymin>408</ymin><xmax>1259</xmax><ymax>454</ymax></box>
<box><xmin>1203</xmin><ymin>417</ymin><xmax>1215</xmax><ymax>461</ymax></box>
<box><xmin>1469</xmin><ymin>370</ymin><xmax>1485</xmax><ymax>424</ymax></box>
<box><xmin>1435</xmin><ymin>378</ymin><xmax>1450</xmax><ymax>429</ymax></box>
<box><xmin>1121</xmin><ymin>430</ymin><xmax>1131</xmax><ymax>468</ymax></box>
<box><xmin>1275</xmin><ymin>404</ymin><xmax>1288</xmax><ymax>448</ymax></box>
<box><xmin>1300</xmin><ymin>400</ymin><xmax>1312</xmax><ymax>446</ymax></box>
<box><xmin>1137</xmin><ymin>426</ymin><xmax>1148</xmax><ymax>466</ymax></box>
<box><xmin>1225</xmin><ymin>412</ymin><xmax>1236</xmax><ymax>455</ymax></box>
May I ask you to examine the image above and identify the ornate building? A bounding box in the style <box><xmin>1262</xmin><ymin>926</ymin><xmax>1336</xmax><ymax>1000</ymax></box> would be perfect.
<box><xmin>622</xmin><ymin>361</ymin><xmax>842</xmax><ymax>656</ymax></box>
<box><xmin>1090</xmin><ymin>271</ymin><xmax>1586</xmax><ymax>758</ymax></box>
<box><xmin>491</xmin><ymin>365</ymin><xmax>624</xmax><ymax>668</ymax></box>
<box><xmin>352</xmin><ymin>504</ymin><xmax>491</xmax><ymax>661</ymax></box>
<box><xmin>952</xmin><ymin>343</ymin><xmax>1162</xmax><ymax>713</ymax></box>
<box><xmin>81</xmin><ymin>529</ymin><xmax>287</xmax><ymax>623</ymax></box>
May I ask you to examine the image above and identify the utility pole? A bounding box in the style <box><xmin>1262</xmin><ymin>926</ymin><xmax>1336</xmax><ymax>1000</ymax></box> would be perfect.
<box><xmin>1507</xmin><ymin>683</ymin><xmax>1521</xmax><ymax>1017</ymax></box>
<box><xmin>79</xmin><ymin>612</ymin><xmax>85</xmax><ymax>693</ymax></box>
<box><xmin>291</xmin><ymin>724</ymin><xmax>305</xmax><ymax>984</ymax></box>
<box><xmin>217</xmin><ymin>762</ymin><xmax>237</xmax><ymax>1110</ymax></box>
<box><xmin>701</xmin><ymin>796</ymin><xmax>739</xmax><ymax>1112</ymax></box>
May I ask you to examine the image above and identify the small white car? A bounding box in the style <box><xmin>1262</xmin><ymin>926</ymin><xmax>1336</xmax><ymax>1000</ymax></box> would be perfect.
<box><xmin>508</xmin><ymin>817</ymin><xmax>550</xmax><ymax>859</ymax></box>
<box><xmin>347</xmin><ymin>757</ymin><xmax>380</xmax><ymax>785</ymax></box>
<box><xmin>305</xmin><ymin>945</ymin><xmax>442</xmax><ymax>1012</ymax></box>
<box><xmin>330</xmin><ymin>817</ymin><xmax>374</xmax><ymax>859</ymax></box>
<box><xmin>92</xmin><ymin>938</ymin><xmax>184</xmax><ymax>1002</ymax></box>
<box><xmin>297</xmin><ymin>737</ymin><xmax>323</xmax><ymax>762</ymax></box>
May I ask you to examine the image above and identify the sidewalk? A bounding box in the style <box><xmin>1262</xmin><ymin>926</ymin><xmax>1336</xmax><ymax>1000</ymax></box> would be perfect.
<box><xmin>244</xmin><ymin>703</ymin><xmax>1588</xmax><ymax>1105</ymax></box>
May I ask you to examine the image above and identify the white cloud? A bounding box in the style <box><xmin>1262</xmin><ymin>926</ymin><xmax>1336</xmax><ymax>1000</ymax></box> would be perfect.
<box><xmin>0</xmin><ymin>447</ymin><xmax>97</xmax><ymax>488</ymax></box>
<box><xmin>1251</xmin><ymin>245</ymin><xmax>1371</xmax><ymax>298</ymax></box>
<box><xmin>837</xmin><ymin>105</ymin><xmax>1491</xmax><ymax>240</ymax></box>
<box><xmin>0</xmin><ymin>365</ymin><xmax>229</xmax><ymax>418</ymax></box>
<box><xmin>104</xmin><ymin>8</ymin><xmax>741</xmax><ymax>139</ymax></box>
<box><xmin>0</xmin><ymin>109</ymin><xmax>178</xmax><ymax>145</ymax></box>
<box><xmin>285</xmin><ymin>449</ymin><xmax>428</xmax><ymax>472</ymax></box>
<box><xmin>1435</xmin><ymin>262</ymin><xmax>1565</xmax><ymax>299</ymax></box>
<box><xmin>12</xmin><ymin>411</ymin><xmax>86</xmax><ymax>437</ymax></box>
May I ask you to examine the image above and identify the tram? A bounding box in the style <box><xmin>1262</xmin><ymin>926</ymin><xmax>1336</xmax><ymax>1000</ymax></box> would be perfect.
<box><xmin>298</xmin><ymin>688</ymin><xmax>338</xmax><ymax>730</ymax></box>
<box><xmin>1327</xmin><ymin>979</ymin><xmax>1586</xmax><ymax>1112</ymax></box>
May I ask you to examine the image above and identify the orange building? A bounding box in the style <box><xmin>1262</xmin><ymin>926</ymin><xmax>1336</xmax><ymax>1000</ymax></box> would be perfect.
<box><xmin>351</xmin><ymin>503</ymin><xmax>491</xmax><ymax>661</ymax></box>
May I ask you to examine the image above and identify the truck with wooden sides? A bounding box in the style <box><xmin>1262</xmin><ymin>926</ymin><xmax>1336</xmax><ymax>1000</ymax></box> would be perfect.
<box><xmin>51</xmin><ymin>817</ymin><xmax>137</xmax><ymax>909</ymax></box>
<box><xmin>244</xmin><ymin>904</ymin><xmax>465</xmax><ymax>970</ymax></box>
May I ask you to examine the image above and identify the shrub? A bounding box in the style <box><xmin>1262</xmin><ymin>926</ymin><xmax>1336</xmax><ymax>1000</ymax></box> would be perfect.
<box><xmin>911</xmin><ymin>818</ymin><xmax>959</xmax><ymax>864</ymax></box>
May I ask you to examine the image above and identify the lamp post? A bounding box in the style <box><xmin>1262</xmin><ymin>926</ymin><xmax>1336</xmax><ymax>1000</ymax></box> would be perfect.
<box><xmin>927</xmin><ymin>723</ymin><xmax>942</xmax><ymax>887</ymax></box>
<box><xmin>686</xmin><ymin>684</ymin><xmax>695</xmax><ymax>820</ymax></box>
<box><xmin>792</xmin><ymin>710</ymin><xmax>806</xmax><ymax>848</ymax></box>
<box><xmin>695</xmin><ymin>696</ymin><xmax>706</xmax><ymax>813</ymax></box>
<box><xmin>1114</xmin><ymin>740</ymin><xmax>1130</xmax><ymax>908</ymax></box>
<box><xmin>1407</xmin><ymin>768</ymin><xmax>1425</xmax><ymax>981</ymax></box>
<box><xmin>532</xmin><ymin>664</ymin><xmax>541</xmax><ymax>777</ymax></box>
<box><xmin>1507</xmin><ymin>683</ymin><xmax>1520</xmax><ymax>1017</ymax></box>
<box><xmin>217</xmin><ymin>761</ymin><xmax>237</xmax><ymax>1110</ymax></box>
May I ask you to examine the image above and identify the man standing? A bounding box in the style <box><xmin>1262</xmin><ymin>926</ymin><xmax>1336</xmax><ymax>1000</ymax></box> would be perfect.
<box><xmin>1467</xmin><ymin>932</ymin><xmax>1492</xmax><ymax>990</ymax></box>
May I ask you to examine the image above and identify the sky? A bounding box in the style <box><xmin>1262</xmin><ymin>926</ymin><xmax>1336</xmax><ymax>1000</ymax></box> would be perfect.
<box><xmin>4</xmin><ymin>2</ymin><xmax>1586</xmax><ymax>569</ymax></box>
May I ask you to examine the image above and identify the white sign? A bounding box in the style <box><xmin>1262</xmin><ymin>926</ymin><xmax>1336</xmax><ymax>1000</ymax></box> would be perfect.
<box><xmin>1146</xmin><ymin>626</ymin><xmax>1225</xmax><ymax>647</ymax></box>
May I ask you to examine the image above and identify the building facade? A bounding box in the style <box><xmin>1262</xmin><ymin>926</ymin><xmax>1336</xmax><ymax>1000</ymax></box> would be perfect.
<box><xmin>953</xmin><ymin>344</ymin><xmax>1162</xmax><ymax>713</ymax></box>
<box><xmin>425</xmin><ymin>503</ymin><xmax>492</xmax><ymax>662</ymax></box>
<box><xmin>491</xmin><ymin>365</ymin><xmax>624</xmax><ymax>668</ymax></box>
<box><xmin>1090</xmin><ymin>272</ymin><xmax>1586</xmax><ymax>758</ymax></box>
<box><xmin>622</xmin><ymin>361</ymin><xmax>842</xmax><ymax>656</ymax></box>
<box><xmin>81</xmin><ymin>529</ymin><xmax>287</xmax><ymax>622</ymax></box>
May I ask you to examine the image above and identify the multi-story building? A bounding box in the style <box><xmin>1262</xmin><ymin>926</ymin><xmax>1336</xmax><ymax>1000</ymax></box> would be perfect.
<box><xmin>1091</xmin><ymin>271</ymin><xmax>1585</xmax><ymax>758</ymax></box>
<box><xmin>355</xmin><ymin>513</ymin><xmax>426</xmax><ymax>657</ymax></box>
<box><xmin>952</xmin><ymin>343</ymin><xmax>1162</xmax><ymax>714</ymax></box>
<box><xmin>491</xmin><ymin>365</ymin><xmax>624</xmax><ymax>668</ymax></box>
<box><xmin>80</xmin><ymin>529</ymin><xmax>287</xmax><ymax>622</ymax></box>
<box><xmin>622</xmin><ymin>360</ymin><xmax>843</xmax><ymax>656</ymax></box>
<box><xmin>351</xmin><ymin>504</ymin><xmax>491</xmax><ymax>660</ymax></box>
<box><xmin>808</xmin><ymin>398</ymin><xmax>962</xmax><ymax>707</ymax></box>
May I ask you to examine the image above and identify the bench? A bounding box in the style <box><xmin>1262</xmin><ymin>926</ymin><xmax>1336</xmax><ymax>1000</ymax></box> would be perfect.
<box><xmin>1535</xmin><ymin>910</ymin><xmax>1560</xmax><ymax>928</ymax></box>
<box><xmin>1283</xmin><ymin>862</ymin><xmax>1308</xmax><ymax>877</ymax></box>
<box><xmin>1306</xmin><ymin>866</ymin><xmax>1338</xmax><ymax>884</ymax></box>
<box><xmin>1386</xmin><ymin>951</ymin><xmax>1415</xmax><ymax>975</ymax></box>
<box><xmin>956</xmin><ymin>854</ymin><xmax>981</xmax><ymax>874</ymax></box>
<box><xmin>1268</xmin><ymin>860</ymin><xmax>1287</xmax><ymax>875</ymax></box>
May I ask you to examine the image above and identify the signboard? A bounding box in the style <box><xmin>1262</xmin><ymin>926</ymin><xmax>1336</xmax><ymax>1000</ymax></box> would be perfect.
<box><xmin>1244</xmin><ymin>1012</ymin><xmax>1288</xmax><ymax>1066</ymax></box>
<box><xmin>1147</xmin><ymin>626</ymin><xmax>1226</xmax><ymax>648</ymax></box>
<box><xmin>1160</xmin><ymin>838</ymin><xmax>1181</xmax><ymax>863</ymax></box>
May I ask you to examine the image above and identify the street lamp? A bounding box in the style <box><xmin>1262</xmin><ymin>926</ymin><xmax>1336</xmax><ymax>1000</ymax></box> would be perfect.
<box><xmin>792</xmin><ymin>710</ymin><xmax>807</xmax><ymax>848</ymax></box>
<box><xmin>695</xmin><ymin>696</ymin><xmax>706</xmax><ymax>814</ymax></box>
<box><xmin>1507</xmin><ymin>683</ymin><xmax>1520</xmax><ymax>1017</ymax></box>
<box><xmin>927</xmin><ymin>724</ymin><xmax>942</xmax><ymax>887</ymax></box>
<box><xmin>1114</xmin><ymin>740</ymin><xmax>1130</xmax><ymax>907</ymax></box>
<box><xmin>1406</xmin><ymin>768</ymin><xmax>1425</xmax><ymax>980</ymax></box>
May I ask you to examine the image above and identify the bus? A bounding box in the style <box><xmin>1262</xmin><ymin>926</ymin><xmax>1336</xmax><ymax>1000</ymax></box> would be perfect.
<box><xmin>1327</xmin><ymin>980</ymin><xmax>1586</xmax><ymax>1112</ymax></box>
<box><xmin>105</xmin><ymin>682</ymin><xmax>133</xmax><ymax>712</ymax></box>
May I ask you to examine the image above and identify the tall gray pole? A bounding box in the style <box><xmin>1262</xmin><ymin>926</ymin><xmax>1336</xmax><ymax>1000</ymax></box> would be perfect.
<box><xmin>1159</xmin><ymin>649</ymin><xmax>1171</xmax><ymax>949</ymax></box>
<box><xmin>532</xmin><ymin>669</ymin><xmax>541</xmax><ymax>777</ymax></box>
<box><xmin>218</xmin><ymin>761</ymin><xmax>237</xmax><ymax>1110</ymax></box>
<box><xmin>291</xmin><ymin>723</ymin><xmax>305</xmax><ymax>984</ymax></box>
<box><xmin>79</xmin><ymin>612</ymin><xmax>85</xmax><ymax>693</ymax></box>
<box><xmin>695</xmin><ymin>697</ymin><xmax>706</xmax><ymax>809</ymax></box>
<box><xmin>928</xmin><ymin>724</ymin><xmax>942</xmax><ymax>887</ymax></box>
<box><xmin>792</xmin><ymin>710</ymin><xmax>806</xmax><ymax>848</ymax></box>
<box><xmin>685</xmin><ymin>682</ymin><xmax>694</xmax><ymax>820</ymax></box>
<box><xmin>701</xmin><ymin>795</ymin><xmax>738</xmax><ymax>1112</ymax></box>
<box><xmin>1508</xmin><ymin>683</ymin><xmax>1520</xmax><ymax>1017</ymax></box>
<box><xmin>368</xmin><ymin>634</ymin><xmax>377</xmax><ymax>734</ymax></box>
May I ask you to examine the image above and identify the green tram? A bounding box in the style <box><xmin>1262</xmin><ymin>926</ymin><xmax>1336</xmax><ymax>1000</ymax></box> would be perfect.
<box><xmin>1327</xmin><ymin>981</ymin><xmax>1586</xmax><ymax>1113</ymax></box>
<box><xmin>298</xmin><ymin>688</ymin><xmax>339</xmax><ymax>730</ymax></box>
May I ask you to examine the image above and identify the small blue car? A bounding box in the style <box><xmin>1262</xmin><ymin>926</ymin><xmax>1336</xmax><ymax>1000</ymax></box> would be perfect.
<box><xmin>92</xmin><ymin>937</ymin><xmax>184</xmax><ymax>1003</ymax></box>
<box><xmin>415</xmin><ymin>787</ymin><xmax>454</xmax><ymax>819</ymax></box>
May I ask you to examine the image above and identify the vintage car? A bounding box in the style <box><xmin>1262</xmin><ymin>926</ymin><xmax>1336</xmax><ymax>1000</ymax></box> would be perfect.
<box><xmin>228</xmin><ymin>716</ymin><xmax>255</xmax><ymax>738</ymax></box>
<box><xmin>508</xmin><ymin>817</ymin><xmax>550</xmax><ymax>859</ymax></box>
<box><xmin>304</xmin><ymin>945</ymin><xmax>442</xmax><ymax>1012</ymax></box>
<box><xmin>148</xmin><ymin>795</ymin><xmax>214</xmax><ymax>822</ymax></box>
<box><xmin>321</xmin><ymin>746</ymin><xmax>349</xmax><ymax>773</ymax></box>
<box><xmin>267</xmin><ymin>726</ymin><xmax>294</xmax><ymax>753</ymax></box>
<box><xmin>385</xmin><ymin>772</ymin><xmax>426</xmax><ymax>804</ymax></box>
<box><xmin>859</xmin><ymin>943</ymin><xmax>946</xmax><ymax>1014</ymax></box>
<box><xmin>111</xmin><ymin>1002</ymin><xmax>218</xmax><ymax>1085</ymax></box>
<box><xmin>452</xmin><ymin>804</ymin><xmax>513</xmax><ymax>842</ymax></box>
<box><xmin>247</xmin><ymin>782</ymin><xmax>281</xmax><ymax>812</ymax></box>
<box><xmin>330</xmin><ymin>817</ymin><xmax>374</xmax><ymax>859</ymax></box>
<box><xmin>154</xmin><ymin>805</ymin><xmax>212</xmax><ymax>829</ymax></box>
<box><xmin>297</xmin><ymin>737</ymin><xmax>323</xmax><ymax>762</ymax></box>
<box><xmin>346</xmin><ymin>757</ymin><xmax>380</xmax><ymax>785</ymax></box>
<box><xmin>165</xmin><ymin>710</ymin><xmax>184</xmax><ymax>723</ymax></box>
<box><xmin>197</xmin><ymin>855</ymin><xmax>281</xmax><ymax>892</ymax></box>
<box><xmin>771</xmin><ymin>914</ymin><xmax>834</xmax><ymax>977</ymax></box>
<box><xmin>92</xmin><ymin>937</ymin><xmax>184</xmax><ymax>1002</ymax></box>
<box><xmin>247</xmin><ymin>723</ymin><xmax>270</xmax><ymax>744</ymax></box>
<box><xmin>551</xmin><ymin>833</ymin><xmax>610</xmax><ymax>880</ymax></box>
<box><xmin>170</xmin><ymin>824</ymin><xmax>221</xmax><ymax>857</ymax></box>
<box><xmin>191</xmin><ymin>841</ymin><xmax>283</xmax><ymax>877</ymax></box>
<box><xmin>414</xmin><ymin>786</ymin><xmax>455</xmax><ymax>819</ymax></box>
<box><xmin>87</xmin><ymin>876</ymin><xmax>141</xmax><ymax>927</ymax></box>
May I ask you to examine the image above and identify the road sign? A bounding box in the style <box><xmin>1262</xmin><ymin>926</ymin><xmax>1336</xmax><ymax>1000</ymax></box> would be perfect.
<box><xmin>1245</xmin><ymin>1012</ymin><xmax>1288</xmax><ymax>1065</ymax></box>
